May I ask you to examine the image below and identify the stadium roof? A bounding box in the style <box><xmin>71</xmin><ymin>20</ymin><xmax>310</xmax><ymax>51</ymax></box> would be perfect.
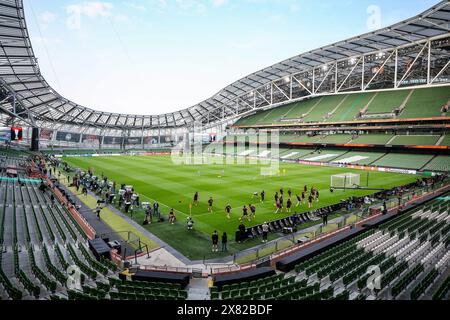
<box><xmin>0</xmin><ymin>0</ymin><xmax>449</xmax><ymax>130</ymax></box>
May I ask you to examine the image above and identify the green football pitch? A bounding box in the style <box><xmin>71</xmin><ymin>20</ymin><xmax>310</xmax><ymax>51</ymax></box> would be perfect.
<box><xmin>64</xmin><ymin>155</ymin><xmax>417</xmax><ymax>260</ymax></box>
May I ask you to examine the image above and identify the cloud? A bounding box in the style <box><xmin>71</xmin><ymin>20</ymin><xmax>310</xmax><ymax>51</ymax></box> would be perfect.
<box><xmin>175</xmin><ymin>0</ymin><xmax>207</xmax><ymax>13</ymax></box>
<box><xmin>211</xmin><ymin>0</ymin><xmax>229</xmax><ymax>7</ymax></box>
<box><xmin>289</xmin><ymin>3</ymin><xmax>300</xmax><ymax>12</ymax></box>
<box><xmin>66</xmin><ymin>1</ymin><xmax>114</xmax><ymax>18</ymax></box>
<box><xmin>38</xmin><ymin>11</ymin><xmax>56</xmax><ymax>29</ymax></box>
<box><xmin>123</xmin><ymin>1</ymin><xmax>147</xmax><ymax>11</ymax></box>
<box><xmin>65</xmin><ymin>2</ymin><xmax>129</xmax><ymax>30</ymax></box>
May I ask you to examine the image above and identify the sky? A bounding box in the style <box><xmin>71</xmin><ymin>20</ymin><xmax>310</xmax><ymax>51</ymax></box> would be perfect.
<box><xmin>24</xmin><ymin>0</ymin><xmax>440</xmax><ymax>115</ymax></box>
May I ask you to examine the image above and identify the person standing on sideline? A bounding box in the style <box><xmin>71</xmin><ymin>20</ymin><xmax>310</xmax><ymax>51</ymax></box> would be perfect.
<box><xmin>211</xmin><ymin>230</ymin><xmax>219</xmax><ymax>253</ymax></box>
<box><xmin>322</xmin><ymin>213</ymin><xmax>328</xmax><ymax>226</ymax></box>
<box><xmin>168</xmin><ymin>209</ymin><xmax>176</xmax><ymax>224</ymax></box>
<box><xmin>145</xmin><ymin>205</ymin><xmax>152</xmax><ymax>224</ymax></box>
<box><xmin>95</xmin><ymin>204</ymin><xmax>102</xmax><ymax>220</ymax></box>
<box><xmin>262</xmin><ymin>222</ymin><xmax>269</xmax><ymax>243</ymax></box>
<box><xmin>153</xmin><ymin>202</ymin><xmax>159</xmax><ymax>219</ymax></box>
<box><xmin>238</xmin><ymin>221</ymin><xmax>246</xmax><ymax>243</ymax></box>
<box><xmin>260</xmin><ymin>190</ymin><xmax>265</xmax><ymax>203</ymax></box>
<box><xmin>221</xmin><ymin>232</ymin><xmax>228</xmax><ymax>252</ymax></box>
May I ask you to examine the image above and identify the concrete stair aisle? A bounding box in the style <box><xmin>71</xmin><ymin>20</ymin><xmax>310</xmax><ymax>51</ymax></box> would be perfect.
<box><xmin>186</xmin><ymin>277</ymin><xmax>210</xmax><ymax>300</ymax></box>
<box><xmin>436</xmin><ymin>135</ymin><xmax>445</xmax><ymax>146</ymax></box>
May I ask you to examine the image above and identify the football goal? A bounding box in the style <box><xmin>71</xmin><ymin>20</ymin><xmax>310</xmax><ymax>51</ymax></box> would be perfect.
<box><xmin>330</xmin><ymin>173</ymin><xmax>361</xmax><ymax>190</ymax></box>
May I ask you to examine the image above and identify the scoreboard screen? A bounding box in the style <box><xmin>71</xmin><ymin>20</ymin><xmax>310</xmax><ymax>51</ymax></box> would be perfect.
<box><xmin>10</xmin><ymin>127</ymin><xmax>23</xmax><ymax>141</ymax></box>
<box><xmin>0</xmin><ymin>127</ymin><xmax>23</xmax><ymax>142</ymax></box>
<box><xmin>0</xmin><ymin>127</ymin><xmax>9</xmax><ymax>141</ymax></box>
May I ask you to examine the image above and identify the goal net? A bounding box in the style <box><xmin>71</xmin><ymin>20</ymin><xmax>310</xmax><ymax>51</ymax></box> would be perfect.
<box><xmin>330</xmin><ymin>173</ymin><xmax>361</xmax><ymax>189</ymax></box>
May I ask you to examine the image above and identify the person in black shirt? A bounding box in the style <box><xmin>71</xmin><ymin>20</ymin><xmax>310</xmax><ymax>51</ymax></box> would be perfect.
<box><xmin>238</xmin><ymin>221</ymin><xmax>246</xmax><ymax>243</ymax></box>
<box><xmin>169</xmin><ymin>209</ymin><xmax>176</xmax><ymax>224</ymax></box>
<box><xmin>249</xmin><ymin>204</ymin><xmax>256</xmax><ymax>218</ymax></box>
<box><xmin>260</xmin><ymin>190</ymin><xmax>265</xmax><ymax>203</ymax></box>
<box><xmin>308</xmin><ymin>194</ymin><xmax>313</xmax><ymax>208</ymax></box>
<box><xmin>95</xmin><ymin>204</ymin><xmax>102</xmax><ymax>220</ymax></box>
<box><xmin>221</xmin><ymin>232</ymin><xmax>228</xmax><ymax>252</ymax></box>
<box><xmin>322</xmin><ymin>213</ymin><xmax>328</xmax><ymax>226</ymax></box>
<box><xmin>286</xmin><ymin>198</ymin><xmax>292</xmax><ymax>213</ymax></box>
<box><xmin>211</xmin><ymin>230</ymin><xmax>219</xmax><ymax>253</ymax></box>
<box><xmin>208</xmin><ymin>197</ymin><xmax>214</xmax><ymax>213</ymax></box>
<box><xmin>193</xmin><ymin>192</ymin><xmax>199</xmax><ymax>207</ymax></box>
<box><xmin>242</xmin><ymin>205</ymin><xmax>250</xmax><ymax>221</ymax></box>
<box><xmin>296</xmin><ymin>194</ymin><xmax>302</xmax><ymax>207</ymax></box>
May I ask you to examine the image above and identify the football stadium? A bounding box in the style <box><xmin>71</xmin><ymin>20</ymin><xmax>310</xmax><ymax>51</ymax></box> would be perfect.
<box><xmin>0</xmin><ymin>0</ymin><xmax>449</xmax><ymax>305</ymax></box>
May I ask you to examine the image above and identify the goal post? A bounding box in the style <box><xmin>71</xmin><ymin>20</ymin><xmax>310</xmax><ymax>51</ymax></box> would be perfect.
<box><xmin>330</xmin><ymin>173</ymin><xmax>361</xmax><ymax>190</ymax></box>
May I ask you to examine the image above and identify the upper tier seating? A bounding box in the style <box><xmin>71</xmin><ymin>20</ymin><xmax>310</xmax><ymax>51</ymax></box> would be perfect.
<box><xmin>399</xmin><ymin>87</ymin><xmax>450</xmax><ymax>119</ymax></box>
<box><xmin>372</xmin><ymin>153</ymin><xmax>434</xmax><ymax>170</ymax></box>
<box><xmin>351</xmin><ymin>134</ymin><xmax>394</xmax><ymax>145</ymax></box>
<box><xmin>365</xmin><ymin>90</ymin><xmax>411</xmax><ymax>114</ymax></box>
<box><xmin>326</xmin><ymin>92</ymin><xmax>376</xmax><ymax>122</ymax></box>
<box><xmin>389</xmin><ymin>135</ymin><xmax>441</xmax><ymax>146</ymax></box>
<box><xmin>234</xmin><ymin>86</ymin><xmax>450</xmax><ymax>127</ymax></box>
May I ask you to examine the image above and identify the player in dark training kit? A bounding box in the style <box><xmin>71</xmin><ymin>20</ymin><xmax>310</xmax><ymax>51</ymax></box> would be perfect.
<box><xmin>296</xmin><ymin>194</ymin><xmax>302</xmax><ymax>207</ymax></box>
<box><xmin>242</xmin><ymin>205</ymin><xmax>250</xmax><ymax>221</ymax></box>
<box><xmin>249</xmin><ymin>204</ymin><xmax>256</xmax><ymax>218</ymax></box>
<box><xmin>193</xmin><ymin>192</ymin><xmax>199</xmax><ymax>207</ymax></box>
<box><xmin>225</xmin><ymin>204</ymin><xmax>232</xmax><ymax>219</ymax></box>
<box><xmin>208</xmin><ymin>197</ymin><xmax>213</xmax><ymax>213</ymax></box>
